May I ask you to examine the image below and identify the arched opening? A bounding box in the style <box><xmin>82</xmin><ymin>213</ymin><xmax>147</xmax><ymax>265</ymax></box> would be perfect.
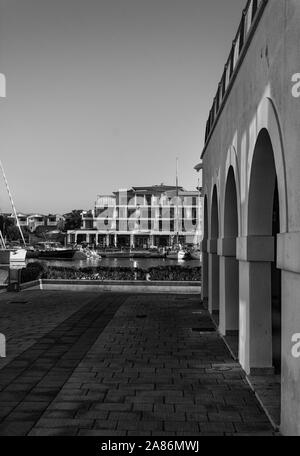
<box><xmin>209</xmin><ymin>186</ymin><xmax>220</xmax><ymax>322</ymax></box>
<box><xmin>224</xmin><ymin>167</ymin><xmax>238</xmax><ymax>239</ymax></box>
<box><xmin>201</xmin><ymin>196</ymin><xmax>209</xmax><ymax>307</ymax></box>
<box><xmin>247</xmin><ymin>128</ymin><xmax>282</xmax><ymax>425</ymax></box>
<box><xmin>220</xmin><ymin>167</ymin><xmax>239</xmax><ymax>355</ymax></box>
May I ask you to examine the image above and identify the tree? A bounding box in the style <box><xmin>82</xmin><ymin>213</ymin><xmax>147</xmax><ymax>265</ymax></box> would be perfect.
<box><xmin>6</xmin><ymin>225</ymin><xmax>21</xmax><ymax>241</ymax></box>
<box><xmin>57</xmin><ymin>219</ymin><xmax>65</xmax><ymax>232</ymax></box>
<box><xmin>64</xmin><ymin>210</ymin><xmax>83</xmax><ymax>231</ymax></box>
<box><xmin>0</xmin><ymin>215</ymin><xmax>22</xmax><ymax>241</ymax></box>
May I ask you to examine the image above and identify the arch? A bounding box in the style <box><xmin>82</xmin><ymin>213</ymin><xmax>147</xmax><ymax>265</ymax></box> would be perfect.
<box><xmin>248</xmin><ymin>128</ymin><xmax>277</xmax><ymax>235</ymax></box>
<box><xmin>223</xmin><ymin>146</ymin><xmax>241</xmax><ymax>236</ymax></box>
<box><xmin>209</xmin><ymin>172</ymin><xmax>220</xmax><ymax>236</ymax></box>
<box><xmin>219</xmin><ymin>166</ymin><xmax>240</xmax><ymax>338</ymax></box>
<box><xmin>210</xmin><ymin>185</ymin><xmax>219</xmax><ymax>240</ymax></box>
<box><xmin>247</xmin><ymin>97</ymin><xmax>288</xmax><ymax>234</ymax></box>
<box><xmin>224</xmin><ymin>167</ymin><xmax>239</xmax><ymax>238</ymax></box>
<box><xmin>245</xmin><ymin>124</ymin><xmax>282</xmax><ymax>393</ymax></box>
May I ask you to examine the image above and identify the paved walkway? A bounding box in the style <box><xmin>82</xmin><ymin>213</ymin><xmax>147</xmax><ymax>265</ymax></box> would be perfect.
<box><xmin>0</xmin><ymin>291</ymin><xmax>276</xmax><ymax>436</ymax></box>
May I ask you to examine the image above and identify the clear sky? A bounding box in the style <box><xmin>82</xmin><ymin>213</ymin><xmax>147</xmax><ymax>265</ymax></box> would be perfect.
<box><xmin>0</xmin><ymin>0</ymin><xmax>244</xmax><ymax>214</ymax></box>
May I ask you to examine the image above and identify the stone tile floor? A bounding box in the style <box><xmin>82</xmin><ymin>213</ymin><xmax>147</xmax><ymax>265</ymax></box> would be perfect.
<box><xmin>0</xmin><ymin>291</ymin><xmax>278</xmax><ymax>436</ymax></box>
<box><xmin>247</xmin><ymin>374</ymin><xmax>281</xmax><ymax>429</ymax></box>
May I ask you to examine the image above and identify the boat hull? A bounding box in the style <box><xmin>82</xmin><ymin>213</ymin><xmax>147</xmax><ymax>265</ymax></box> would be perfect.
<box><xmin>101</xmin><ymin>251</ymin><xmax>131</xmax><ymax>258</ymax></box>
<box><xmin>0</xmin><ymin>249</ymin><xmax>27</xmax><ymax>264</ymax></box>
<box><xmin>190</xmin><ymin>252</ymin><xmax>201</xmax><ymax>260</ymax></box>
<box><xmin>37</xmin><ymin>249</ymin><xmax>76</xmax><ymax>260</ymax></box>
<box><xmin>166</xmin><ymin>251</ymin><xmax>189</xmax><ymax>260</ymax></box>
<box><xmin>10</xmin><ymin>249</ymin><xmax>27</xmax><ymax>262</ymax></box>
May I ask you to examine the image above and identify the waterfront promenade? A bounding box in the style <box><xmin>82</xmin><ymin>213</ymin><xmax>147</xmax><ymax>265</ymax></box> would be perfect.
<box><xmin>0</xmin><ymin>291</ymin><xmax>276</xmax><ymax>436</ymax></box>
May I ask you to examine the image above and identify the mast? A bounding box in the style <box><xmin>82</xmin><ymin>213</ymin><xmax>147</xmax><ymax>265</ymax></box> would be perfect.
<box><xmin>0</xmin><ymin>160</ymin><xmax>26</xmax><ymax>247</ymax></box>
<box><xmin>0</xmin><ymin>230</ymin><xmax>6</xmax><ymax>248</ymax></box>
<box><xmin>176</xmin><ymin>157</ymin><xmax>179</xmax><ymax>246</ymax></box>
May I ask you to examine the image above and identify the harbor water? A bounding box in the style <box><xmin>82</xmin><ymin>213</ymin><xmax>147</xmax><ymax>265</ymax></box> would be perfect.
<box><xmin>27</xmin><ymin>257</ymin><xmax>201</xmax><ymax>270</ymax></box>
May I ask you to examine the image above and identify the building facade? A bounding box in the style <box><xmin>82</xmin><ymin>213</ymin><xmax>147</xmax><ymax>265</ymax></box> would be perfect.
<box><xmin>7</xmin><ymin>213</ymin><xmax>65</xmax><ymax>233</ymax></box>
<box><xmin>195</xmin><ymin>0</ymin><xmax>300</xmax><ymax>436</ymax></box>
<box><xmin>67</xmin><ymin>185</ymin><xmax>202</xmax><ymax>248</ymax></box>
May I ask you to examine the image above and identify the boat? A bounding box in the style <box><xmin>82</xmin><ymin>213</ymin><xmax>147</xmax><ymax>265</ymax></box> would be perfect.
<box><xmin>102</xmin><ymin>250</ymin><xmax>131</xmax><ymax>258</ymax></box>
<box><xmin>9</xmin><ymin>248</ymin><xmax>27</xmax><ymax>263</ymax></box>
<box><xmin>166</xmin><ymin>159</ymin><xmax>190</xmax><ymax>261</ymax></box>
<box><xmin>190</xmin><ymin>249</ymin><xmax>201</xmax><ymax>260</ymax></box>
<box><xmin>81</xmin><ymin>247</ymin><xmax>101</xmax><ymax>259</ymax></box>
<box><xmin>0</xmin><ymin>240</ymin><xmax>27</xmax><ymax>265</ymax></box>
<box><xmin>166</xmin><ymin>249</ymin><xmax>189</xmax><ymax>260</ymax></box>
<box><xmin>146</xmin><ymin>251</ymin><xmax>166</xmax><ymax>259</ymax></box>
<box><xmin>35</xmin><ymin>242</ymin><xmax>76</xmax><ymax>260</ymax></box>
<box><xmin>129</xmin><ymin>249</ymin><xmax>166</xmax><ymax>259</ymax></box>
<box><xmin>0</xmin><ymin>160</ymin><xmax>27</xmax><ymax>265</ymax></box>
<box><xmin>74</xmin><ymin>246</ymin><xmax>101</xmax><ymax>260</ymax></box>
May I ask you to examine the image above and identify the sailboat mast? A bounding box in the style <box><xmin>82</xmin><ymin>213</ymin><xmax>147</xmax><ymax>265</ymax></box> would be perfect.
<box><xmin>0</xmin><ymin>229</ymin><xmax>6</xmax><ymax>248</ymax></box>
<box><xmin>176</xmin><ymin>158</ymin><xmax>179</xmax><ymax>245</ymax></box>
<box><xmin>0</xmin><ymin>160</ymin><xmax>26</xmax><ymax>246</ymax></box>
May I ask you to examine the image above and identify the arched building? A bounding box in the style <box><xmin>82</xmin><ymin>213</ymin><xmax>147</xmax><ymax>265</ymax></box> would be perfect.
<box><xmin>195</xmin><ymin>0</ymin><xmax>300</xmax><ymax>436</ymax></box>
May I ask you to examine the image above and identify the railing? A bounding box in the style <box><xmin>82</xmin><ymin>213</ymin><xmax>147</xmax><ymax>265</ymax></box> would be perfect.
<box><xmin>203</xmin><ymin>0</ymin><xmax>268</xmax><ymax>150</ymax></box>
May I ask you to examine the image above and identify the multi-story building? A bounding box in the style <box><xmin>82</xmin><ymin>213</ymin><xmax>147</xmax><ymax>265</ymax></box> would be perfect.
<box><xmin>47</xmin><ymin>214</ymin><xmax>65</xmax><ymax>228</ymax></box>
<box><xmin>67</xmin><ymin>185</ymin><xmax>202</xmax><ymax>248</ymax></box>
<box><xmin>7</xmin><ymin>213</ymin><xmax>65</xmax><ymax>233</ymax></box>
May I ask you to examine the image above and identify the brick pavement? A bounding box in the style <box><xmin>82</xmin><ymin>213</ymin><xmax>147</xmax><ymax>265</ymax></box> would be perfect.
<box><xmin>0</xmin><ymin>291</ymin><xmax>98</xmax><ymax>369</ymax></box>
<box><xmin>0</xmin><ymin>291</ymin><xmax>276</xmax><ymax>436</ymax></box>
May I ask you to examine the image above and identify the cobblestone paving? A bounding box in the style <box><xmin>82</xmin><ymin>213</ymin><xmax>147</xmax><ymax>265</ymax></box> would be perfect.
<box><xmin>0</xmin><ymin>292</ymin><xmax>276</xmax><ymax>436</ymax></box>
<box><xmin>0</xmin><ymin>291</ymin><xmax>97</xmax><ymax>369</ymax></box>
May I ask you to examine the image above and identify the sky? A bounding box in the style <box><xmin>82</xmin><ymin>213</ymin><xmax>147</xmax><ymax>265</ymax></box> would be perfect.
<box><xmin>0</xmin><ymin>0</ymin><xmax>244</xmax><ymax>214</ymax></box>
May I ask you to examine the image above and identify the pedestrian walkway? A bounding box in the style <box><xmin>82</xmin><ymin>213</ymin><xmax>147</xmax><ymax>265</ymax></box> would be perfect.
<box><xmin>0</xmin><ymin>291</ymin><xmax>277</xmax><ymax>436</ymax></box>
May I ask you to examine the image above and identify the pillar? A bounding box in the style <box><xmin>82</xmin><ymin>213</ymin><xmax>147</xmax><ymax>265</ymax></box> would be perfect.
<box><xmin>201</xmin><ymin>239</ymin><xmax>208</xmax><ymax>304</ymax></box>
<box><xmin>208</xmin><ymin>238</ymin><xmax>219</xmax><ymax>314</ymax></box>
<box><xmin>218</xmin><ymin>237</ymin><xmax>239</xmax><ymax>335</ymax></box>
<box><xmin>277</xmin><ymin>232</ymin><xmax>300</xmax><ymax>435</ymax></box>
<box><xmin>237</xmin><ymin>236</ymin><xmax>274</xmax><ymax>374</ymax></box>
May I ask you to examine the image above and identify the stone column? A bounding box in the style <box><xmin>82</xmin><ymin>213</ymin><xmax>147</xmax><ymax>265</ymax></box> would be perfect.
<box><xmin>207</xmin><ymin>238</ymin><xmax>219</xmax><ymax>314</ymax></box>
<box><xmin>106</xmin><ymin>234</ymin><xmax>110</xmax><ymax>247</ymax></box>
<box><xmin>277</xmin><ymin>232</ymin><xmax>300</xmax><ymax>436</ymax></box>
<box><xmin>237</xmin><ymin>236</ymin><xmax>274</xmax><ymax>375</ymax></box>
<box><xmin>218</xmin><ymin>237</ymin><xmax>239</xmax><ymax>336</ymax></box>
<box><xmin>200</xmin><ymin>239</ymin><xmax>208</xmax><ymax>304</ymax></box>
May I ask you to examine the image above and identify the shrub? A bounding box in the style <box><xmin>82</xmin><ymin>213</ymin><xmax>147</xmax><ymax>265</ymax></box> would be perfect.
<box><xmin>20</xmin><ymin>262</ymin><xmax>46</xmax><ymax>283</ymax></box>
<box><xmin>40</xmin><ymin>264</ymin><xmax>201</xmax><ymax>282</ymax></box>
<box><xmin>148</xmin><ymin>265</ymin><xmax>201</xmax><ymax>282</ymax></box>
